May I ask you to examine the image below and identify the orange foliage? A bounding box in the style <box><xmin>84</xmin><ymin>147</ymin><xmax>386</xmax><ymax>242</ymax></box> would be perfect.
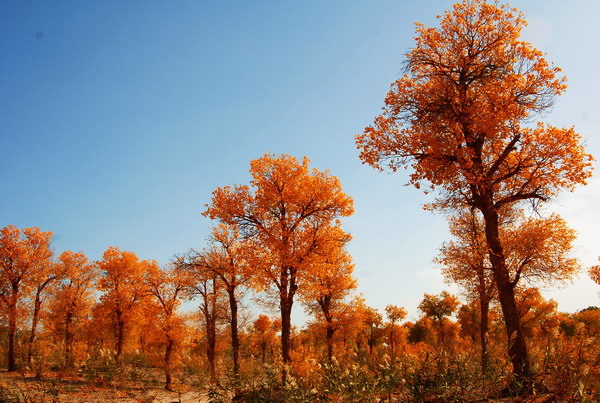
<box><xmin>97</xmin><ymin>246</ymin><xmax>154</xmax><ymax>359</ymax></box>
<box><xmin>144</xmin><ymin>264</ymin><xmax>191</xmax><ymax>390</ymax></box>
<box><xmin>0</xmin><ymin>225</ymin><xmax>53</xmax><ymax>371</ymax></box>
<box><xmin>356</xmin><ymin>0</ymin><xmax>593</xmax><ymax>384</ymax></box>
<box><xmin>48</xmin><ymin>251</ymin><xmax>99</xmax><ymax>368</ymax></box>
<box><xmin>204</xmin><ymin>153</ymin><xmax>353</xmax><ymax>366</ymax></box>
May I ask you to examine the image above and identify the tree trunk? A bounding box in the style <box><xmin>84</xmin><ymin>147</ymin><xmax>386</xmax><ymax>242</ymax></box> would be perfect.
<box><xmin>65</xmin><ymin>311</ymin><xmax>74</xmax><ymax>369</ymax></box>
<box><xmin>27</xmin><ymin>291</ymin><xmax>43</xmax><ymax>366</ymax></box>
<box><xmin>7</xmin><ymin>297</ymin><xmax>17</xmax><ymax>372</ymax></box>
<box><xmin>227</xmin><ymin>289</ymin><xmax>240</xmax><ymax>378</ymax></box>
<box><xmin>115</xmin><ymin>311</ymin><xmax>125</xmax><ymax>360</ymax></box>
<box><xmin>389</xmin><ymin>325</ymin><xmax>395</xmax><ymax>360</ymax></box>
<box><xmin>164</xmin><ymin>337</ymin><xmax>174</xmax><ymax>391</ymax></box>
<box><xmin>326</xmin><ymin>322</ymin><xmax>335</xmax><ymax>362</ymax></box>
<box><xmin>319</xmin><ymin>297</ymin><xmax>334</xmax><ymax>361</ymax></box>
<box><xmin>479</xmin><ymin>289</ymin><xmax>490</xmax><ymax>374</ymax></box>
<box><xmin>480</xmin><ymin>202</ymin><xmax>531</xmax><ymax>391</ymax></box>
<box><xmin>206</xmin><ymin>313</ymin><xmax>217</xmax><ymax>383</ymax></box>
<box><xmin>280</xmin><ymin>296</ymin><xmax>293</xmax><ymax>365</ymax></box>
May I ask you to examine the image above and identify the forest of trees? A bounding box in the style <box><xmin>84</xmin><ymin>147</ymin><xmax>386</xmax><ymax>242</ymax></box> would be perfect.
<box><xmin>1</xmin><ymin>0</ymin><xmax>599</xmax><ymax>401</ymax></box>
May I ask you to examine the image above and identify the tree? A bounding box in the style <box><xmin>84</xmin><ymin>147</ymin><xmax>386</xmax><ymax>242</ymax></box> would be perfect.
<box><xmin>0</xmin><ymin>225</ymin><xmax>53</xmax><ymax>371</ymax></box>
<box><xmin>385</xmin><ymin>305</ymin><xmax>407</xmax><ymax>359</ymax></box>
<box><xmin>177</xmin><ymin>255</ymin><xmax>224</xmax><ymax>383</ymax></box>
<box><xmin>204</xmin><ymin>153</ymin><xmax>353</xmax><ymax>370</ymax></box>
<box><xmin>49</xmin><ymin>251</ymin><xmax>98</xmax><ymax>369</ymax></box>
<box><xmin>361</xmin><ymin>306</ymin><xmax>384</xmax><ymax>356</ymax></box>
<box><xmin>356</xmin><ymin>0</ymin><xmax>593</xmax><ymax>387</ymax></box>
<box><xmin>418</xmin><ymin>291</ymin><xmax>460</xmax><ymax>348</ymax></box>
<box><xmin>144</xmin><ymin>264</ymin><xmax>191</xmax><ymax>391</ymax></box>
<box><xmin>300</xmin><ymin>233</ymin><xmax>357</xmax><ymax>361</ymax></box>
<box><xmin>437</xmin><ymin>208</ymin><xmax>579</xmax><ymax>371</ymax></box>
<box><xmin>191</xmin><ymin>223</ymin><xmax>251</xmax><ymax>379</ymax></box>
<box><xmin>26</xmin><ymin>251</ymin><xmax>64</xmax><ymax>367</ymax></box>
<box><xmin>437</xmin><ymin>209</ymin><xmax>494</xmax><ymax>369</ymax></box>
<box><xmin>97</xmin><ymin>246</ymin><xmax>151</xmax><ymax>360</ymax></box>
<box><xmin>250</xmin><ymin>315</ymin><xmax>277</xmax><ymax>363</ymax></box>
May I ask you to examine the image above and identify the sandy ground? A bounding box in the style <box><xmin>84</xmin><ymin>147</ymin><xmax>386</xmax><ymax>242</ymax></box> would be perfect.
<box><xmin>0</xmin><ymin>370</ymin><xmax>208</xmax><ymax>402</ymax></box>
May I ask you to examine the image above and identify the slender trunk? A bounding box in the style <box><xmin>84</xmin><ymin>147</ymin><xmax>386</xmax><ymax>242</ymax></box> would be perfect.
<box><xmin>164</xmin><ymin>337</ymin><xmax>174</xmax><ymax>391</ymax></box>
<box><xmin>389</xmin><ymin>324</ymin><xmax>395</xmax><ymax>360</ymax></box>
<box><xmin>206</xmin><ymin>315</ymin><xmax>217</xmax><ymax>383</ymax></box>
<box><xmin>27</xmin><ymin>291</ymin><xmax>43</xmax><ymax>366</ymax></box>
<box><xmin>8</xmin><ymin>297</ymin><xmax>17</xmax><ymax>371</ymax></box>
<box><xmin>479</xmin><ymin>291</ymin><xmax>490</xmax><ymax>373</ymax></box>
<box><xmin>280</xmin><ymin>297</ymin><xmax>293</xmax><ymax>365</ymax></box>
<box><xmin>228</xmin><ymin>289</ymin><xmax>240</xmax><ymax>378</ymax></box>
<box><xmin>260</xmin><ymin>341</ymin><xmax>266</xmax><ymax>363</ymax></box>
<box><xmin>326</xmin><ymin>322</ymin><xmax>334</xmax><ymax>362</ymax></box>
<box><xmin>319</xmin><ymin>297</ymin><xmax>334</xmax><ymax>361</ymax></box>
<box><xmin>65</xmin><ymin>310</ymin><xmax>74</xmax><ymax>369</ymax></box>
<box><xmin>480</xmin><ymin>202</ymin><xmax>530</xmax><ymax>390</ymax></box>
<box><xmin>115</xmin><ymin>310</ymin><xmax>125</xmax><ymax>360</ymax></box>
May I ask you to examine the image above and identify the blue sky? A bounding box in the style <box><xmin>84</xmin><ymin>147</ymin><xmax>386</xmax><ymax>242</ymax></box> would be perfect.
<box><xmin>1</xmin><ymin>0</ymin><xmax>599</xmax><ymax>323</ymax></box>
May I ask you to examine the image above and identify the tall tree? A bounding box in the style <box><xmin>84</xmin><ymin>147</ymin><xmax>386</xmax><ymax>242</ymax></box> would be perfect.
<box><xmin>0</xmin><ymin>225</ymin><xmax>53</xmax><ymax>371</ymax></box>
<box><xmin>204</xmin><ymin>153</ymin><xmax>353</xmax><ymax>371</ymax></box>
<box><xmin>418</xmin><ymin>291</ymin><xmax>460</xmax><ymax>348</ymax></box>
<box><xmin>438</xmin><ymin>209</ymin><xmax>580</xmax><ymax>370</ymax></box>
<box><xmin>50</xmin><ymin>251</ymin><xmax>99</xmax><ymax>369</ymax></box>
<box><xmin>385</xmin><ymin>305</ymin><xmax>407</xmax><ymax>360</ymax></box>
<box><xmin>300</xmin><ymin>236</ymin><xmax>357</xmax><ymax>361</ymax></box>
<box><xmin>144</xmin><ymin>264</ymin><xmax>191</xmax><ymax>391</ymax></box>
<box><xmin>362</xmin><ymin>306</ymin><xmax>384</xmax><ymax>356</ymax></box>
<box><xmin>356</xmin><ymin>0</ymin><xmax>593</xmax><ymax>387</ymax></box>
<box><xmin>195</xmin><ymin>223</ymin><xmax>251</xmax><ymax>379</ymax></box>
<box><xmin>26</xmin><ymin>252</ymin><xmax>64</xmax><ymax>367</ymax></box>
<box><xmin>437</xmin><ymin>209</ymin><xmax>494</xmax><ymax>370</ymax></box>
<box><xmin>177</xmin><ymin>254</ymin><xmax>225</xmax><ymax>384</ymax></box>
<box><xmin>97</xmin><ymin>246</ymin><xmax>151</xmax><ymax>360</ymax></box>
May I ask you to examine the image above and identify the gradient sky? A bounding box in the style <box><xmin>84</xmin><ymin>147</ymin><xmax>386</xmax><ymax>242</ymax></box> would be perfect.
<box><xmin>2</xmin><ymin>0</ymin><xmax>599</xmax><ymax>324</ymax></box>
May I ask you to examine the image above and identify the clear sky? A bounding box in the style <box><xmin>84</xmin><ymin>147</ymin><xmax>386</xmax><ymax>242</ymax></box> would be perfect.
<box><xmin>1</xmin><ymin>0</ymin><xmax>599</xmax><ymax>324</ymax></box>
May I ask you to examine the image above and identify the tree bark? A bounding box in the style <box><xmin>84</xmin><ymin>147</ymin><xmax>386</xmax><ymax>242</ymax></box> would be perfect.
<box><xmin>115</xmin><ymin>310</ymin><xmax>125</xmax><ymax>360</ymax></box>
<box><xmin>164</xmin><ymin>337</ymin><xmax>174</xmax><ymax>391</ymax></box>
<box><xmin>65</xmin><ymin>310</ymin><xmax>74</xmax><ymax>369</ymax></box>
<box><xmin>389</xmin><ymin>325</ymin><xmax>395</xmax><ymax>360</ymax></box>
<box><xmin>27</xmin><ymin>290</ymin><xmax>43</xmax><ymax>366</ymax></box>
<box><xmin>319</xmin><ymin>297</ymin><xmax>335</xmax><ymax>361</ymax></box>
<box><xmin>480</xmin><ymin>201</ymin><xmax>531</xmax><ymax>390</ymax></box>
<box><xmin>477</xmin><ymin>271</ymin><xmax>490</xmax><ymax>373</ymax></box>
<box><xmin>227</xmin><ymin>289</ymin><xmax>240</xmax><ymax>378</ymax></box>
<box><xmin>7</xmin><ymin>295</ymin><xmax>17</xmax><ymax>371</ymax></box>
<box><xmin>206</xmin><ymin>316</ymin><xmax>217</xmax><ymax>383</ymax></box>
<box><xmin>280</xmin><ymin>297</ymin><xmax>293</xmax><ymax>365</ymax></box>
